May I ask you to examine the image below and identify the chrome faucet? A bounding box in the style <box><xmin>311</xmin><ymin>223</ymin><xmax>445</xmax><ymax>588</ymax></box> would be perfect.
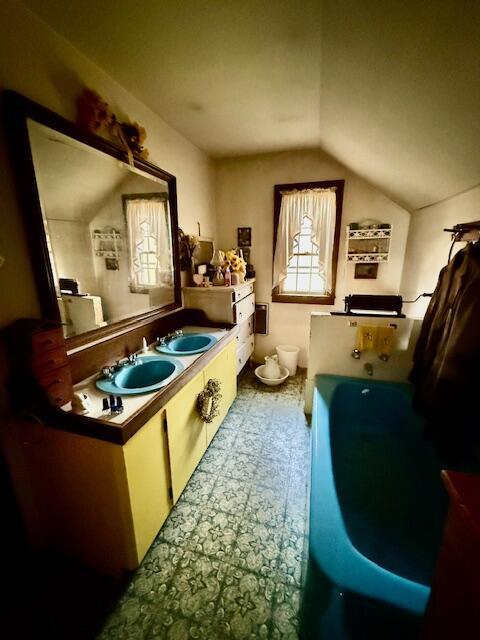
<box><xmin>364</xmin><ymin>362</ymin><xmax>374</xmax><ymax>376</ymax></box>
<box><xmin>158</xmin><ymin>329</ymin><xmax>183</xmax><ymax>346</ymax></box>
<box><xmin>101</xmin><ymin>361</ymin><xmax>122</xmax><ymax>379</ymax></box>
<box><xmin>101</xmin><ymin>366</ymin><xmax>115</xmax><ymax>380</ymax></box>
<box><xmin>101</xmin><ymin>353</ymin><xmax>138</xmax><ymax>379</ymax></box>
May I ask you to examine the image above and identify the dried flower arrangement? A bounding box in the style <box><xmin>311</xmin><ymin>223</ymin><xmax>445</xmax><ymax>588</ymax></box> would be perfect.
<box><xmin>196</xmin><ymin>378</ymin><xmax>222</xmax><ymax>423</ymax></box>
<box><xmin>224</xmin><ymin>249</ymin><xmax>246</xmax><ymax>274</ymax></box>
<box><xmin>76</xmin><ymin>87</ymin><xmax>149</xmax><ymax>162</ymax></box>
<box><xmin>178</xmin><ymin>228</ymin><xmax>200</xmax><ymax>270</ymax></box>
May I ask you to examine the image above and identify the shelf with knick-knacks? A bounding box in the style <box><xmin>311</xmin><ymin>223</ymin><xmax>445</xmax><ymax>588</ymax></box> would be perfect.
<box><xmin>92</xmin><ymin>228</ymin><xmax>123</xmax><ymax>259</ymax></box>
<box><xmin>346</xmin><ymin>222</ymin><xmax>391</xmax><ymax>262</ymax></box>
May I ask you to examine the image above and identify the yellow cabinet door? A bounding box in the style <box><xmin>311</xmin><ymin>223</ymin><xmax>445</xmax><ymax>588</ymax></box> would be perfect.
<box><xmin>203</xmin><ymin>339</ymin><xmax>237</xmax><ymax>445</ymax></box>
<box><xmin>123</xmin><ymin>409</ymin><xmax>172</xmax><ymax>565</ymax></box>
<box><xmin>25</xmin><ymin>408</ymin><xmax>173</xmax><ymax>574</ymax></box>
<box><xmin>28</xmin><ymin>426</ymin><xmax>137</xmax><ymax>575</ymax></box>
<box><xmin>165</xmin><ymin>371</ymin><xmax>207</xmax><ymax>503</ymax></box>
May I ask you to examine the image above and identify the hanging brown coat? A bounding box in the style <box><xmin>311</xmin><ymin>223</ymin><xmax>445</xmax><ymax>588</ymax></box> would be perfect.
<box><xmin>410</xmin><ymin>242</ymin><xmax>480</xmax><ymax>431</ymax></box>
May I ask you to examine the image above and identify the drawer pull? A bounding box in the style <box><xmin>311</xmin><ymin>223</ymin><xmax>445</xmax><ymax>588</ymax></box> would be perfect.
<box><xmin>46</xmin><ymin>378</ymin><xmax>62</xmax><ymax>388</ymax></box>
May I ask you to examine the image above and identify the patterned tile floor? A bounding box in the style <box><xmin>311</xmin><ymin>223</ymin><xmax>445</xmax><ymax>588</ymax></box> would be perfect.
<box><xmin>99</xmin><ymin>366</ymin><xmax>311</xmax><ymax>640</ymax></box>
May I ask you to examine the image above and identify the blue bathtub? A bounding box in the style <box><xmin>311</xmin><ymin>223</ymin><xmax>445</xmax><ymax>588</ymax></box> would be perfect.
<box><xmin>300</xmin><ymin>375</ymin><xmax>448</xmax><ymax>639</ymax></box>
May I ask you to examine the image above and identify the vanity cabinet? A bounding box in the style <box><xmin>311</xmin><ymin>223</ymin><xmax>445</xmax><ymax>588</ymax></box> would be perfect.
<box><xmin>183</xmin><ymin>280</ymin><xmax>255</xmax><ymax>373</ymax></box>
<box><xmin>165</xmin><ymin>338</ymin><xmax>237</xmax><ymax>502</ymax></box>
<box><xmin>16</xmin><ymin>338</ymin><xmax>237</xmax><ymax>575</ymax></box>
<box><xmin>19</xmin><ymin>408</ymin><xmax>171</xmax><ymax>575</ymax></box>
<box><xmin>165</xmin><ymin>373</ymin><xmax>206</xmax><ymax>504</ymax></box>
<box><xmin>202</xmin><ymin>339</ymin><xmax>237</xmax><ymax>445</ymax></box>
<box><xmin>123</xmin><ymin>410</ymin><xmax>171</xmax><ymax>564</ymax></box>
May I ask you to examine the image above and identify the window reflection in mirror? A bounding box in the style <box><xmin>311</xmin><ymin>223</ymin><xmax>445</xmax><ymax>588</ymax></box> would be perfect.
<box><xmin>27</xmin><ymin>120</ymin><xmax>175</xmax><ymax>339</ymax></box>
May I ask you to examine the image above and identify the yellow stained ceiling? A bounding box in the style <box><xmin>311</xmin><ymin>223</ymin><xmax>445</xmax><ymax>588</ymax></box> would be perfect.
<box><xmin>23</xmin><ymin>0</ymin><xmax>480</xmax><ymax>210</ymax></box>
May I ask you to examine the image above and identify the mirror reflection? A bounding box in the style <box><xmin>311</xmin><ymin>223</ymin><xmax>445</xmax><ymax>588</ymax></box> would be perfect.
<box><xmin>27</xmin><ymin>120</ymin><xmax>175</xmax><ymax>339</ymax></box>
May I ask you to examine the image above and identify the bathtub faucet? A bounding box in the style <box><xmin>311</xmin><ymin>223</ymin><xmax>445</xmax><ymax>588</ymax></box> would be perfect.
<box><xmin>364</xmin><ymin>362</ymin><xmax>374</xmax><ymax>376</ymax></box>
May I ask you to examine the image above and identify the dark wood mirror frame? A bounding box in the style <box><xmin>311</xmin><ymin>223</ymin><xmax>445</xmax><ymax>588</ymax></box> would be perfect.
<box><xmin>4</xmin><ymin>91</ymin><xmax>182</xmax><ymax>350</ymax></box>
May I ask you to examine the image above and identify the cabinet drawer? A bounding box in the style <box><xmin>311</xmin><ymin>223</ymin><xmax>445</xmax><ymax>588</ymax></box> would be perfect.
<box><xmin>234</xmin><ymin>293</ymin><xmax>255</xmax><ymax>324</ymax></box>
<box><xmin>236</xmin><ymin>316</ymin><xmax>254</xmax><ymax>347</ymax></box>
<box><xmin>31</xmin><ymin>326</ymin><xmax>65</xmax><ymax>354</ymax></box>
<box><xmin>38</xmin><ymin>366</ymin><xmax>73</xmax><ymax>406</ymax></box>
<box><xmin>236</xmin><ymin>335</ymin><xmax>254</xmax><ymax>374</ymax></box>
<box><xmin>233</xmin><ymin>282</ymin><xmax>254</xmax><ymax>304</ymax></box>
<box><xmin>32</xmin><ymin>347</ymin><xmax>69</xmax><ymax>376</ymax></box>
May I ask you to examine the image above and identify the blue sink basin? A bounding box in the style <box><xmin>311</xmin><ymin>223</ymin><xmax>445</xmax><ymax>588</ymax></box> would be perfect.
<box><xmin>96</xmin><ymin>356</ymin><xmax>184</xmax><ymax>395</ymax></box>
<box><xmin>156</xmin><ymin>333</ymin><xmax>217</xmax><ymax>356</ymax></box>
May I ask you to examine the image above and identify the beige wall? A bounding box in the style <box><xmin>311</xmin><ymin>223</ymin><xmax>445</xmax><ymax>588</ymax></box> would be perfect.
<box><xmin>215</xmin><ymin>149</ymin><xmax>410</xmax><ymax>366</ymax></box>
<box><xmin>400</xmin><ymin>185</ymin><xmax>480</xmax><ymax>318</ymax></box>
<box><xmin>47</xmin><ymin>219</ymin><xmax>97</xmax><ymax>294</ymax></box>
<box><xmin>304</xmin><ymin>314</ymin><xmax>422</xmax><ymax>412</ymax></box>
<box><xmin>0</xmin><ymin>0</ymin><xmax>216</xmax><ymax>411</ymax></box>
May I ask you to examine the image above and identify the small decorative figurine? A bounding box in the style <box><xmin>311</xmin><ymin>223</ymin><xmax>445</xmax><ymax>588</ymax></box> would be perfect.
<box><xmin>76</xmin><ymin>87</ymin><xmax>149</xmax><ymax>161</ymax></box>
<box><xmin>213</xmin><ymin>266</ymin><xmax>224</xmax><ymax>286</ymax></box>
<box><xmin>71</xmin><ymin>391</ymin><xmax>92</xmax><ymax>414</ymax></box>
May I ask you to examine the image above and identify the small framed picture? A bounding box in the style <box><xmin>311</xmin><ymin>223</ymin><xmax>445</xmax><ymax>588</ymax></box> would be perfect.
<box><xmin>354</xmin><ymin>263</ymin><xmax>378</xmax><ymax>279</ymax></box>
<box><xmin>105</xmin><ymin>257</ymin><xmax>119</xmax><ymax>270</ymax></box>
<box><xmin>237</xmin><ymin>227</ymin><xmax>252</xmax><ymax>247</ymax></box>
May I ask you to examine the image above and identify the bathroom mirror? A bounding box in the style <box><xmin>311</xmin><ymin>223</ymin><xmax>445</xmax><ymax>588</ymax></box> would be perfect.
<box><xmin>6</xmin><ymin>92</ymin><xmax>181</xmax><ymax>348</ymax></box>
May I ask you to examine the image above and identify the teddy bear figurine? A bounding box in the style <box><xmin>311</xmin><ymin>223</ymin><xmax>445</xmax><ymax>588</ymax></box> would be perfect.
<box><xmin>76</xmin><ymin>87</ymin><xmax>112</xmax><ymax>132</ymax></box>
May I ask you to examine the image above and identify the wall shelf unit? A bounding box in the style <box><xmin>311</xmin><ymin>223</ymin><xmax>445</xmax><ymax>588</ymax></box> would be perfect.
<box><xmin>92</xmin><ymin>229</ymin><xmax>123</xmax><ymax>259</ymax></box>
<box><xmin>346</xmin><ymin>225</ymin><xmax>391</xmax><ymax>263</ymax></box>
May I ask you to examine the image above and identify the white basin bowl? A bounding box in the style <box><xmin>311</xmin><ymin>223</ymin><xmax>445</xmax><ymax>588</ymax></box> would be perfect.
<box><xmin>254</xmin><ymin>364</ymin><xmax>289</xmax><ymax>386</ymax></box>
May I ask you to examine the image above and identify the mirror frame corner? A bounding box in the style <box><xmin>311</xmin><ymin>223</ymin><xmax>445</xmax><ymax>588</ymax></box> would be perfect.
<box><xmin>4</xmin><ymin>90</ymin><xmax>182</xmax><ymax>350</ymax></box>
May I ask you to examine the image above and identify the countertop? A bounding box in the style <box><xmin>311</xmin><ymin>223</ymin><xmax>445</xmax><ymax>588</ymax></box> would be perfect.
<box><xmin>182</xmin><ymin>278</ymin><xmax>255</xmax><ymax>293</ymax></box>
<box><xmin>48</xmin><ymin>325</ymin><xmax>237</xmax><ymax>445</ymax></box>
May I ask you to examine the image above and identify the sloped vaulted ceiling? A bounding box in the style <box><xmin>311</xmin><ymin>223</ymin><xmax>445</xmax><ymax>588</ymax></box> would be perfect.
<box><xmin>23</xmin><ymin>0</ymin><xmax>480</xmax><ymax>210</ymax></box>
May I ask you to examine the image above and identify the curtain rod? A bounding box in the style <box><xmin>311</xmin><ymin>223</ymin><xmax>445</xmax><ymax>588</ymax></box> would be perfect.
<box><xmin>280</xmin><ymin>186</ymin><xmax>337</xmax><ymax>196</ymax></box>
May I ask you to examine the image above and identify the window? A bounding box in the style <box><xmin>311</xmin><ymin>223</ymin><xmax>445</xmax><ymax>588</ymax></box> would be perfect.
<box><xmin>272</xmin><ymin>180</ymin><xmax>344</xmax><ymax>304</ymax></box>
<box><xmin>137</xmin><ymin>222</ymin><xmax>159</xmax><ymax>286</ymax></box>
<box><xmin>283</xmin><ymin>215</ymin><xmax>326</xmax><ymax>294</ymax></box>
<box><xmin>124</xmin><ymin>193</ymin><xmax>173</xmax><ymax>293</ymax></box>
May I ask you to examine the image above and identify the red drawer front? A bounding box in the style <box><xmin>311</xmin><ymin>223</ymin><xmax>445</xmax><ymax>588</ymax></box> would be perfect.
<box><xmin>31</xmin><ymin>327</ymin><xmax>65</xmax><ymax>355</ymax></box>
<box><xmin>37</xmin><ymin>366</ymin><xmax>73</xmax><ymax>407</ymax></box>
<box><xmin>32</xmin><ymin>347</ymin><xmax>69</xmax><ymax>376</ymax></box>
<box><xmin>425</xmin><ymin>499</ymin><xmax>480</xmax><ymax>639</ymax></box>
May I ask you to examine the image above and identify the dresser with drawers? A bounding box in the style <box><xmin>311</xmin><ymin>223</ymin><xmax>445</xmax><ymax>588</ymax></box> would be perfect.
<box><xmin>6</xmin><ymin>319</ymin><xmax>73</xmax><ymax>411</ymax></box>
<box><xmin>183</xmin><ymin>280</ymin><xmax>255</xmax><ymax>374</ymax></box>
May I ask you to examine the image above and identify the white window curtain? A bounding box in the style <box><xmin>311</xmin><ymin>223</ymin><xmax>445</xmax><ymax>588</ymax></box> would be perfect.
<box><xmin>126</xmin><ymin>197</ymin><xmax>172</xmax><ymax>290</ymax></box>
<box><xmin>272</xmin><ymin>188</ymin><xmax>336</xmax><ymax>293</ymax></box>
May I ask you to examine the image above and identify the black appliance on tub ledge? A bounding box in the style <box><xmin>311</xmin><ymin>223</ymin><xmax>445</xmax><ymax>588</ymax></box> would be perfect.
<box><xmin>332</xmin><ymin>295</ymin><xmax>406</xmax><ymax>318</ymax></box>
